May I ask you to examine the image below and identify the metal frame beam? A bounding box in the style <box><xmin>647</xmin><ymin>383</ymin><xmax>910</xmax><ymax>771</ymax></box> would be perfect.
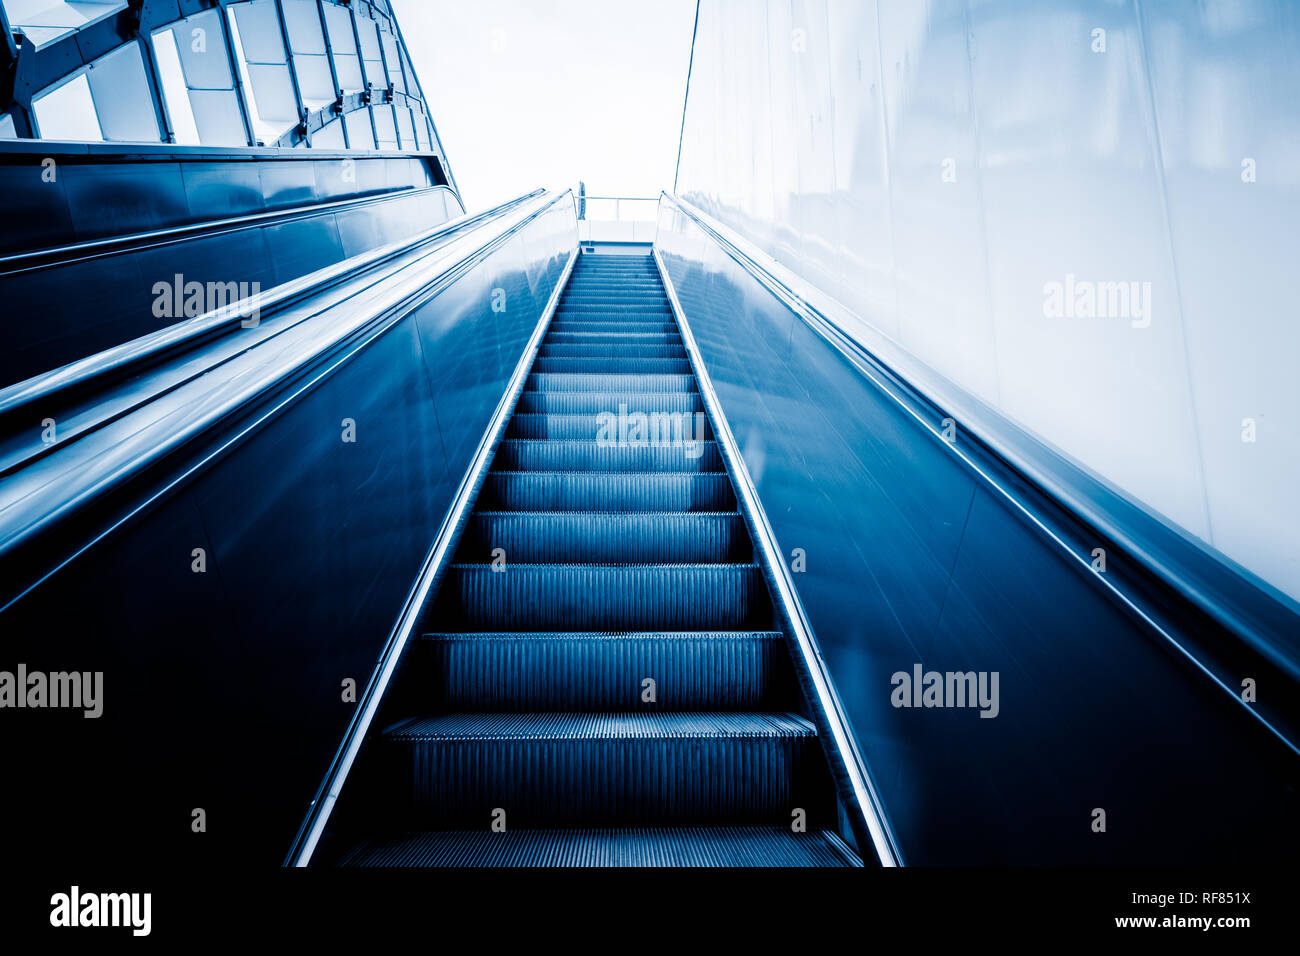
<box><xmin>0</xmin><ymin>0</ymin><xmax>454</xmax><ymax>184</ymax></box>
<box><xmin>271</xmin><ymin>0</ymin><xmax>309</xmax><ymax>145</ymax></box>
<box><xmin>314</xmin><ymin>0</ymin><xmax>348</xmax><ymax>146</ymax></box>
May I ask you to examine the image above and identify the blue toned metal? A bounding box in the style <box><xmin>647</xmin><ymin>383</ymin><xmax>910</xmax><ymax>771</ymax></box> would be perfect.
<box><xmin>0</xmin><ymin>142</ymin><xmax>448</xmax><ymax>253</ymax></box>
<box><xmin>417</xmin><ymin>632</ymin><xmax>792</xmax><ymax>711</ymax></box>
<box><xmin>0</xmin><ymin>187</ymin><xmax>537</xmax><ymax>468</ymax></box>
<box><xmin>0</xmin><ymin>176</ymin><xmax>465</xmax><ymax>389</ymax></box>
<box><xmin>477</xmin><ymin>471</ymin><xmax>731</xmax><ymax>511</ymax></box>
<box><xmin>340</xmin><ymin>827</ymin><xmax>862</xmax><ymax>867</ymax></box>
<box><xmin>286</xmin><ymin>230</ymin><xmax>578</xmax><ymax>866</ymax></box>
<box><xmin>656</xmin><ymin>239</ymin><xmax>903</xmax><ymax>866</ymax></box>
<box><xmin>315</xmin><ymin>253</ymin><xmax>859</xmax><ymax>868</ymax></box>
<box><xmin>661</xmin><ymin>190</ymin><xmax>1300</xmax><ymax>756</ymax></box>
<box><xmin>0</xmin><ymin>188</ymin><xmax>566</xmax><ymax>586</ymax></box>
<box><xmin>0</xmin><ymin>187</ymin><xmax>578</xmax><ymax>866</ymax></box>
<box><xmin>388</xmin><ymin>711</ymin><xmax>820</xmax><ymax>825</ymax></box>
<box><xmin>655</xmin><ymin>193</ymin><xmax>1300</xmax><ymax>865</ymax></box>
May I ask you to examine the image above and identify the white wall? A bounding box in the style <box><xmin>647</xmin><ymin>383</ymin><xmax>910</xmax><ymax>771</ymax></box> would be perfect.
<box><xmin>675</xmin><ymin>0</ymin><xmax>1300</xmax><ymax>600</ymax></box>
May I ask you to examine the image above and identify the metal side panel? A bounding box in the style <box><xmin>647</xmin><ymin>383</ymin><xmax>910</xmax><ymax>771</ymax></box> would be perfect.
<box><xmin>0</xmin><ymin>192</ymin><xmax>578</xmax><ymax>869</ymax></box>
<box><xmin>654</xmin><ymin>205</ymin><xmax>1300</xmax><ymax>866</ymax></box>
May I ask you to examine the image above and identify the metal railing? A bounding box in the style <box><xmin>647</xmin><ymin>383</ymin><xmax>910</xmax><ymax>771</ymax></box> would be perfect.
<box><xmin>574</xmin><ymin>194</ymin><xmax>660</xmax><ymax>222</ymax></box>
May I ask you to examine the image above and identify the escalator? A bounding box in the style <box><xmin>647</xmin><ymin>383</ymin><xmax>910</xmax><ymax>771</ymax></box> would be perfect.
<box><xmin>325</xmin><ymin>253</ymin><xmax>863</xmax><ymax>867</ymax></box>
<box><xmin>6</xmin><ymin>176</ymin><xmax>1294</xmax><ymax>869</ymax></box>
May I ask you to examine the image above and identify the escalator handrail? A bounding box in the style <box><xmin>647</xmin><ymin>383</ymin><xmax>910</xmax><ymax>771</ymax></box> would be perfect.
<box><xmin>0</xmin><ymin>184</ymin><xmax>465</xmax><ymax>276</ymax></box>
<box><xmin>658</xmin><ymin>189</ymin><xmax>1300</xmax><ymax>757</ymax></box>
<box><xmin>654</xmin><ymin>245</ymin><xmax>905</xmax><ymax>868</ymax></box>
<box><xmin>0</xmin><ymin>189</ymin><xmax>572</xmax><ymax>572</ymax></box>
<box><xmin>284</xmin><ymin>238</ymin><xmax>581</xmax><ymax>868</ymax></box>
<box><xmin>0</xmin><ymin>188</ymin><xmax>542</xmax><ymax>420</ymax></box>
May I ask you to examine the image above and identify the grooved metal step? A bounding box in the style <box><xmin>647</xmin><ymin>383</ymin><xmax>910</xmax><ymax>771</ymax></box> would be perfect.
<box><xmin>507</xmin><ymin>413</ymin><xmax>711</xmax><ymax>440</ymax></box>
<box><xmin>572</xmin><ymin>266</ymin><xmax>658</xmax><ymax>273</ymax></box>
<box><xmin>456</xmin><ymin>511</ymin><xmax>748</xmax><ymax>563</ymax></box>
<box><xmin>381</xmin><ymin>711</ymin><xmax>817</xmax><ymax>825</ymax></box>
<box><xmin>569</xmin><ymin>276</ymin><xmax>661</xmax><ymax>280</ymax></box>
<box><xmin>543</xmin><ymin>332</ymin><xmax>682</xmax><ymax>346</ymax></box>
<box><xmin>417</xmin><ymin>631</ymin><xmax>789</xmax><ymax>710</ymax></box>
<box><xmin>478</xmin><ymin>472</ymin><xmax>735</xmax><ymax>512</ymax></box>
<box><xmin>538</xmin><ymin>344</ymin><xmax>686</xmax><ymax>359</ymax></box>
<box><xmin>562</xmin><ymin>292</ymin><xmax>670</xmax><ymax>301</ymax></box>
<box><xmin>514</xmin><ymin>391</ymin><xmax>703</xmax><ymax>414</ymax></box>
<box><xmin>330</xmin><ymin>253</ymin><xmax>856</xmax><ymax>868</ymax></box>
<box><xmin>548</xmin><ymin>321</ymin><xmax>680</xmax><ymax>334</ymax></box>
<box><xmin>564</xmin><ymin>282</ymin><xmax>666</xmax><ymax>292</ymax></box>
<box><xmin>434</xmin><ymin>563</ymin><xmax>771</xmax><ymax>630</ymax></box>
<box><xmin>340</xmin><ymin>827</ymin><xmax>861</xmax><ymax>867</ymax></box>
<box><xmin>558</xmin><ymin>302</ymin><xmax>672</xmax><ymax>311</ymax></box>
<box><xmin>492</xmin><ymin>439</ymin><xmax>722</xmax><ymax>472</ymax></box>
<box><xmin>526</xmin><ymin>372</ymin><xmax>696</xmax><ymax>392</ymax></box>
<box><xmin>551</xmin><ymin>312</ymin><xmax>676</xmax><ymax>323</ymax></box>
<box><xmin>532</xmin><ymin>356</ymin><xmax>693</xmax><ymax>375</ymax></box>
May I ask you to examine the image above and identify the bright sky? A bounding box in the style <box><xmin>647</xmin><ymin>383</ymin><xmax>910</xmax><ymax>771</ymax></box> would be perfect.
<box><xmin>392</xmin><ymin>0</ymin><xmax>697</xmax><ymax>212</ymax></box>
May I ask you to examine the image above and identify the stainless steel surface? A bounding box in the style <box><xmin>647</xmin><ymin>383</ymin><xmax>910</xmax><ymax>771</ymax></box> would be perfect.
<box><xmin>0</xmin><ymin>186</ymin><xmax>579</xmax><ymax>864</ymax></box>
<box><xmin>0</xmin><ymin>187</ymin><xmax>529</xmax><ymax>416</ymax></box>
<box><xmin>655</xmin><ymin>190</ymin><xmax>1300</xmax><ymax>864</ymax></box>
<box><xmin>0</xmin><ymin>177</ymin><xmax>468</xmax><ymax>389</ymax></box>
<box><xmin>660</xmin><ymin>189</ymin><xmax>1300</xmax><ymax>750</ymax></box>
<box><xmin>655</xmin><ymin>243</ymin><xmax>903</xmax><ymax>867</ymax></box>
<box><xmin>288</xmin><ymin>239</ymin><xmax>579</xmax><ymax>867</ymax></box>
<box><xmin>0</xmin><ymin>188</ymin><xmax>568</xmax><ymax>571</ymax></box>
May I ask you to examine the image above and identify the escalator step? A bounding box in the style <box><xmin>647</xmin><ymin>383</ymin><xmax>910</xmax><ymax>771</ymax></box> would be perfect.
<box><xmin>492</xmin><ymin>439</ymin><xmax>722</xmax><ymax>472</ymax></box>
<box><xmin>563</xmin><ymin>290</ymin><xmax>669</xmax><ymax>299</ymax></box>
<box><xmin>555</xmin><ymin>308</ymin><xmax>673</xmax><ymax>319</ymax></box>
<box><xmin>532</xmin><ymin>357</ymin><xmax>692</xmax><ymax>374</ymax></box>
<box><xmin>526</xmin><ymin>372</ymin><xmax>695</xmax><ymax>392</ymax></box>
<box><xmin>561</xmin><ymin>300</ymin><xmax>670</xmax><ymax>311</ymax></box>
<box><xmin>326</xmin><ymin>254</ymin><xmax>856</xmax><ymax>868</ymax></box>
<box><xmin>567</xmin><ymin>278</ymin><xmax>661</xmax><ymax>285</ymax></box>
<box><xmin>558</xmin><ymin>302</ymin><xmax>671</xmax><ymax>311</ymax></box>
<box><xmin>437</xmin><ymin>563</ymin><xmax>770</xmax><ymax>630</ymax></box>
<box><xmin>574</xmin><ymin>265</ymin><xmax>657</xmax><ymax>269</ymax></box>
<box><xmin>381</xmin><ymin>711</ymin><xmax>817</xmax><ymax>824</ymax></box>
<box><xmin>478</xmin><ymin>472</ymin><xmax>734</xmax><ymax>512</ymax></box>
<box><xmin>339</xmin><ymin>827</ymin><xmax>861</xmax><ymax>867</ymax></box>
<box><xmin>548</xmin><ymin>321</ymin><xmax>679</xmax><ymax>334</ymax></box>
<box><xmin>457</xmin><ymin>512</ymin><xmax>748</xmax><ymax>563</ymax></box>
<box><xmin>514</xmin><ymin>391</ymin><xmax>703</xmax><ymax>414</ymax></box>
<box><xmin>418</xmin><ymin>631</ymin><xmax>788</xmax><ymax>710</ymax></box>
<box><xmin>573</xmin><ymin>270</ymin><xmax>658</xmax><ymax>276</ymax></box>
<box><xmin>565</xmin><ymin>282</ymin><xmax>665</xmax><ymax>292</ymax></box>
<box><xmin>543</xmin><ymin>332</ymin><xmax>682</xmax><ymax>346</ymax></box>
<box><xmin>538</xmin><ymin>344</ymin><xmax>685</xmax><ymax>359</ymax></box>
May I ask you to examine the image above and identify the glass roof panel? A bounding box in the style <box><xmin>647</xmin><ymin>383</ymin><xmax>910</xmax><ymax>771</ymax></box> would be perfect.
<box><xmin>31</xmin><ymin>70</ymin><xmax>103</xmax><ymax>140</ymax></box>
<box><xmin>282</xmin><ymin>0</ymin><xmax>325</xmax><ymax>55</ymax></box>
<box><xmin>6</xmin><ymin>0</ymin><xmax>439</xmax><ymax>157</ymax></box>
<box><xmin>87</xmin><ymin>41</ymin><xmax>161</xmax><ymax>141</ymax></box>
<box><xmin>344</xmin><ymin>108</ymin><xmax>373</xmax><ymax>150</ymax></box>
